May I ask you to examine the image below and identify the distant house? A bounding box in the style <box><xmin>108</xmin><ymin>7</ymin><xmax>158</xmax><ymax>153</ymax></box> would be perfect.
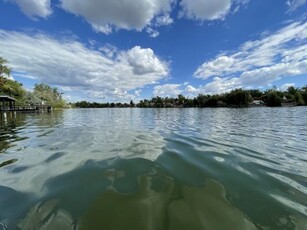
<box><xmin>250</xmin><ymin>99</ymin><xmax>265</xmax><ymax>106</ymax></box>
<box><xmin>281</xmin><ymin>97</ymin><xmax>296</xmax><ymax>107</ymax></box>
<box><xmin>281</xmin><ymin>95</ymin><xmax>295</xmax><ymax>106</ymax></box>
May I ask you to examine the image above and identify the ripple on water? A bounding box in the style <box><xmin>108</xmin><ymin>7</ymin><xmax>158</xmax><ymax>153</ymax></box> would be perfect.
<box><xmin>0</xmin><ymin>108</ymin><xmax>306</xmax><ymax>229</ymax></box>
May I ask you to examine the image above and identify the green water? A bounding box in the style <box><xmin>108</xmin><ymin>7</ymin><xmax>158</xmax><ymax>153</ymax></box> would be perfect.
<box><xmin>0</xmin><ymin>108</ymin><xmax>306</xmax><ymax>229</ymax></box>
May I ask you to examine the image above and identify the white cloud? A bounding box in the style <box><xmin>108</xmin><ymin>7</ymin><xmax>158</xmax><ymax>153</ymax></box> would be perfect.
<box><xmin>153</xmin><ymin>84</ymin><xmax>182</xmax><ymax>97</ymax></box>
<box><xmin>146</xmin><ymin>28</ymin><xmax>160</xmax><ymax>38</ymax></box>
<box><xmin>155</xmin><ymin>14</ymin><xmax>174</xmax><ymax>26</ymax></box>
<box><xmin>184</xmin><ymin>84</ymin><xmax>199</xmax><ymax>97</ymax></box>
<box><xmin>287</xmin><ymin>0</ymin><xmax>306</xmax><ymax>11</ymax></box>
<box><xmin>0</xmin><ymin>30</ymin><xmax>169</xmax><ymax>101</ymax></box>
<box><xmin>7</xmin><ymin>0</ymin><xmax>52</xmax><ymax>19</ymax></box>
<box><xmin>179</xmin><ymin>0</ymin><xmax>248</xmax><ymax>21</ymax></box>
<box><xmin>194</xmin><ymin>21</ymin><xmax>307</xmax><ymax>94</ymax></box>
<box><xmin>123</xmin><ymin>46</ymin><xmax>169</xmax><ymax>76</ymax></box>
<box><xmin>195</xmin><ymin>56</ymin><xmax>235</xmax><ymax>79</ymax></box>
<box><xmin>200</xmin><ymin>77</ymin><xmax>240</xmax><ymax>95</ymax></box>
<box><xmin>279</xmin><ymin>83</ymin><xmax>295</xmax><ymax>91</ymax></box>
<box><xmin>153</xmin><ymin>83</ymin><xmax>199</xmax><ymax>98</ymax></box>
<box><xmin>185</xmin><ymin>85</ymin><xmax>198</xmax><ymax>93</ymax></box>
<box><xmin>60</xmin><ymin>0</ymin><xmax>175</xmax><ymax>34</ymax></box>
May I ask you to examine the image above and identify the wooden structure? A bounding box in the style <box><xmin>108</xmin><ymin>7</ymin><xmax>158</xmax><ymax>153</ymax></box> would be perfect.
<box><xmin>0</xmin><ymin>95</ymin><xmax>52</xmax><ymax>113</ymax></box>
<box><xmin>0</xmin><ymin>95</ymin><xmax>16</xmax><ymax>112</ymax></box>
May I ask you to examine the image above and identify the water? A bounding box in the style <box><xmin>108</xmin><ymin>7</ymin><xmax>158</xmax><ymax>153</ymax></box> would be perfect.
<box><xmin>0</xmin><ymin>108</ymin><xmax>306</xmax><ymax>229</ymax></box>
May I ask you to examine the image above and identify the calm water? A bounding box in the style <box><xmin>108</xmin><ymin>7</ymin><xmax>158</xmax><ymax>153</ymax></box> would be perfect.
<box><xmin>0</xmin><ymin>108</ymin><xmax>306</xmax><ymax>229</ymax></box>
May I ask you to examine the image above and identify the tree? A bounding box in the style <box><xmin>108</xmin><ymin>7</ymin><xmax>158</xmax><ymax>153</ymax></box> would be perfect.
<box><xmin>286</xmin><ymin>86</ymin><xmax>304</xmax><ymax>105</ymax></box>
<box><xmin>0</xmin><ymin>58</ymin><xmax>26</xmax><ymax>101</ymax></box>
<box><xmin>266</xmin><ymin>91</ymin><xmax>282</xmax><ymax>106</ymax></box>
<box><xmin>196</xmin><ymin>94</ymin><xmax>209</xmax><ymax>107</ymax></box>
<box><xmin>206</xmin><ymin>95</ymin><xmax>219</xmax><ymax>107</ymax></box>
<box><xmin>248</xmin><ymin>89</ymin><xmax>263</xmax><ymax>98</ymax></box>
<box><xmin>33</xmin><ymin>83</ymin><xmax>66</xmax><ymax>108</ymax></box>
<box><xmin>301</xmin><ymin>86</ymin><xmax>307</xmax><ymax>105</ymax></box>
<box><xmin>177</xmin><ymin>94</ymin><xmax>186</xmax><ymax>106</ymax></box>
<box><xmin>130</xmin><ymin>100</ymin><xmax>135</xmax><ymax>107</ymax></box>
<box><xmin>0</xmin><ymin>57</ymin><xmax>11</xmax><ymax>77</ymax></box>
<box><xmin>0</xmin><ymin>79</ymin><xmax>26</xmax><ymax>100</ymax></box>
<box><xmin>226</xmin><ymin>89</ymin><xmax>252</xmax><ymax>107</ymax></box>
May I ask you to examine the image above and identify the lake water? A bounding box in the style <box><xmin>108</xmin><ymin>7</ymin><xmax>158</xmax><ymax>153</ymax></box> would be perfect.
<box><xmin>0</xmin><ymin>108</ymin><xmax>306</xmax><ymax>229</ymax></box>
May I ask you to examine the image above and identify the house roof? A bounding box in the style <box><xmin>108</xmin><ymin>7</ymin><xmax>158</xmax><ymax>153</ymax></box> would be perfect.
<box><xmin>0</xmin><ymin>95</ymin><xmax>17</xmax><ymax>101</ymax></box>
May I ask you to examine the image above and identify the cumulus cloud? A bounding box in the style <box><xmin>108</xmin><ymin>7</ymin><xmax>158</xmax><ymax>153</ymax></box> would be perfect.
<box><xmin>0</xmin><ymin>30</ymin><xmax>169</xmax><ymax>101</ymax></box>
<box><xmin>179</xmin><ymin>0</ymin><xmax>248</xmax><ymax>21</ymax></box>
<box><xmin>153</xmin><ymin>84</ymin><xmax>183</xmax><ymax>97</ymax></box>
<box><xmin>7</xmin><ymin>0</ymin><xmax>52</xmax><ymax>19</ymax></box>
<box><xmin>60</xmin><ymin>0</ymin><xmax>175</xmax><ymax>34</ymax></box>
<box><xmin>153</xmin><ymin>83</ymin><xmax>199</xmax><ymax>98</ymax></box>
<box><xmin>194</xmin><ymin>21</ymin><xmax>307</xmax><ymax>94</ymax></box>
<box><xmin>124</xmin><ymin>46</ymin><xmax>168</xmax><ymax>76</ymax></box>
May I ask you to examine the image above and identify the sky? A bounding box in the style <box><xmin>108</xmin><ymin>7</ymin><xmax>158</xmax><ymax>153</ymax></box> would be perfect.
<box><xmin>0</xmin><ymin>0</ymin><xmax>306</xmax><ymax>102</ymax></box>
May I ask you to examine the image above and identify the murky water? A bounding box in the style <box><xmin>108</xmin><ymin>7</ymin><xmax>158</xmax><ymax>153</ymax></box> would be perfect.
<box><xmin>0</xmin><ymin>108</ymin><xmax>306</xmax><ymax>229</ymax></box>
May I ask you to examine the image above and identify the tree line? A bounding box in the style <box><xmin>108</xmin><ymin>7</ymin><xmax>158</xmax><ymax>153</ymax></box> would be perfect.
<box><xmin>74</xmin><ymin>87</ymin><xmax>307</xmax><ymax>108</ymax></box>
<box><xmin>0</xmin><ymin>57</ymin><xmax>66</xmax><ymax>108</ymax></box>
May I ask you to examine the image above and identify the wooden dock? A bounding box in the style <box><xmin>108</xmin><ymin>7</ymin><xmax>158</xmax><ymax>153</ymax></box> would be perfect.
<box><xmin>0</xmin><ymin>105</ymin><xmax>52</xmax><ymax>113</ymax></box>
<box><xmin>0</xmin><ymin>95</ymin><xmax>52</xmax><ymax>113</ymax></box>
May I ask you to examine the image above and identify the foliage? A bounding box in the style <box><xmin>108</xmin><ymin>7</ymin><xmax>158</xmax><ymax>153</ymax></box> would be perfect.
<box><xmin>74</xmin><ymin>86</ymin><xmax>307</xmax><ymax>108</ymax></box>
<box><xmin>266</xmin><ymin>91</ymin><xmax>282</xmax><ymax>107</ymax></box>
<box><xmin>286</xmin><ymin>86</ymin><xmax>304</xmax><ymax>105</ymax></box>
<box><xmin>0</xmin><ymin>77</ymin><xmax>26</xmax><ymax>102</ymax></box>
<box><xmin>0</xmin><ymin>57</ymin><xmax>25</xmax><ymax>102</ymax></box>
<box><xmin>0</xmin><ymin>57</ymin><xmax>11</xmax><ymax>77</ymax></box>
<box><xmin>225</xmin><ymin>89</ymin><xmax>252</xmax><ymax>107</ymax></box>
<box><xmin>22</xmin><ymin>91</ymin><xmax>42</xmax><ymax>105</ymax></box>
<box><xmin>33</xmin><ymin>83</ymin><xmax>66</xmax><ymax>108</ymax></box>
<box><xmin>301</xmin><ymin>87</ymin><xmax>307</xmax><ymax>105</ymax></box>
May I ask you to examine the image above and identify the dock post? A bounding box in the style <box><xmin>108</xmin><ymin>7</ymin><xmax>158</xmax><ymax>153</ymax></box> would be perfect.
<box><xmin>1</xmin><ymin>99</ymin><xmax>5</xmax><ymax>112</ymax></box>
<box><xmin>3</xmin><ymin>112</ymin><xmax>7</xmax><ymax>123</ymax></box>
<box><xmin>9</xmin><ymin>101</ymin><xmax>13</xmax><ymax>112</ymax></box>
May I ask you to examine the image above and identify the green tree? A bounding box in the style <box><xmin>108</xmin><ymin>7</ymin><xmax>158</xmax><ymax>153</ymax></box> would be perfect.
<box><xmin>226</xmin><ymin>89</ymin><xmax>252</xmax><ymax>107</ymax></box>
<box><xmin>23</xmin><ymin>91</ymin><xmax>42</xmax><ymax>105</ymax></box>
<box><xmin>266</xmin><ymin>91</ymin><xmax>282</xmax><ymax>107</ymax></box>
<box><xmin>33</xmin><ymin>83</ymin><xmax>66</xmax><ymax>108</ymax></box>
<box><xmin>206</xmin><ymin>95</ymin><xmax>220</xmax><ymax>107</ymax></box>
<box><xmin>286</xmin><ymin>86</ymin><xmax>304</xmax><ymax>105</ymax></box>
<box><xmin>301</xmin><ymin>86</ymin><xmax>307</xmax><ymax>105</ymax></box>
<box><xmin>248</xmin><ymin>89</ymin><xmax>263</xmax><ymax>98</ymax></box>
<box><xmin>177</xmin><ymin>94</ymin><xmax>186</xmax><ymax>106</ymax></box>
<box><xmin>0</xmin><ymin>58</ymin><xmax>26</xmax><ymax>101</ymax></box>
<box><xmin>0</xmin><ymin>57</ymin><xmax>11</xmax><ymax>77</ymax></box>
<box><xmin>130</xmin><ymin>100</ymin><xmax>135</xmax><ymax>107</ymax></box>
<box><xmin>0</xmin><ymin>78</ymin><xmax>25</xmax><ymax>99</ymax></box>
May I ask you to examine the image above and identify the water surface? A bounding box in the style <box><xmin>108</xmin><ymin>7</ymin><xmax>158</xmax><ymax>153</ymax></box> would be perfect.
<box><xmin>0</xmin><ymin>108</ymin><xmax>306</xmax><ymax>229</ymax></box>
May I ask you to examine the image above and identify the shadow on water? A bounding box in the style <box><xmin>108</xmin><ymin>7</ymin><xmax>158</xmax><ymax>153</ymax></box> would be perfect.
<box><xmin>13</xmin><ymin>157</ymin><xmax>258</xmax><ymax>230</ymax></box>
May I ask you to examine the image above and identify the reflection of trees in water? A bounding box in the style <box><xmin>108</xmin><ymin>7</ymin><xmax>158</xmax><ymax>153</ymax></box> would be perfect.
<box><xmin>31</xmin><ymin>110</ymin><xmax>64</xmax><ymax>128</ymax></box>
<box><xmin>0</xmin><ymin>113</ymin><xmax>27</xmax><ymax>153</ymax></box>
<box><xmin>17</xmin><ymin>157</ymin><xmax>257</xmax><ymax>230</ymax></box>
<box><xmin>0</xmin><ymin>111</ymin><xmax>64</xmax><ymax>153</ymax></box>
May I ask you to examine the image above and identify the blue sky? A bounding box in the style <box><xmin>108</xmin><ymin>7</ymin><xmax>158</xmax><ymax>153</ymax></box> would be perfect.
<box><xmin>0</xmin><ymin>0</ymin><xmax>306</xmax><ymax>102</ymax></box>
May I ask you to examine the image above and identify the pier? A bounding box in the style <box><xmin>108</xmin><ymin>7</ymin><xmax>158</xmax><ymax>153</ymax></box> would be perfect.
<box><xmin>0</xmin><ymin>95</ymin><xmax>52</xmax><ymax>113</ymax></box>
